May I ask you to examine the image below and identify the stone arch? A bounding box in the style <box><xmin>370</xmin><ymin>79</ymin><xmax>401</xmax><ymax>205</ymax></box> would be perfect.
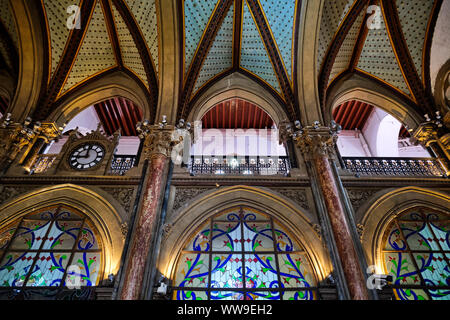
<box><xmin>358</xmin><ymin>186</ymin><xmax>450</xmax><ymax>274</ymax></box>
<box><xmin>159</xmin><ymin>185</ymin><xmax>331</xmax><ymax>284</ymax></box>
<box><xmin>187</xmin><ymin>73</ymin><xmax>289</xmax><ymax>127</ymax></box>
<box><xmin>47</xmin><ymin>71</ymin><xmax>151</xmax><ymax>127</ymax></box>
<box><xmin>326</xmin><ymin>74</ymin><xmax>423</xmax><ymax>131</ymax></box>
<box><xmin>0</xmin><ymin>183</ymin><xmax>126</xmax><ymax>277</ymax></box>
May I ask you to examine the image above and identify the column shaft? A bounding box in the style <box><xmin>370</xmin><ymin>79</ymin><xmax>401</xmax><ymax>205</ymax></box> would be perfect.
<box><xmin>120</xmin><ymin>154</ymin><xmax>168</xmax><ymax>300</ymax></box>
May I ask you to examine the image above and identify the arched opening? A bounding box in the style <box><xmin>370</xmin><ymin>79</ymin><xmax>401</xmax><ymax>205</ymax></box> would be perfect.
<box><xmin>0</xmin><ymin>204</ymin><xmax>104</xmax><ymax>288</ymax></box>
<box><xmin>381</xmin><ymin>206</ymin><xmax>449</xmax><ymax>300</ymax></box>
<box><xmin>172</xmin><ymin>205</ymin><xmax>318</xmax><ymax>300</ymax></box>
<box><xmin>333</xmin><ymin>100</ymin><xmax>430</xmax><ymax>158</ymax></box>
<box><xmin>189</xmin><ymin>98</ymin><xmax>289</xmax><ymax>176</ymax></box>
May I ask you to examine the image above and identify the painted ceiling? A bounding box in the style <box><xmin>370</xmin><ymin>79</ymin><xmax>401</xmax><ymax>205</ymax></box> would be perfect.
<box><xmin>0</xmin><ymin>0</ymin><xmax>445</xmax><ymax>127</ymax></box>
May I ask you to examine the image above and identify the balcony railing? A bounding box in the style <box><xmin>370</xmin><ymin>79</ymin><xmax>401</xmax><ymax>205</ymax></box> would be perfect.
<box><xmin>342</xmin><ymin>157</ymin><xmax>447</xmax><ymax>177</ymax></box>
<box><xmin>188</xmin><ymin>155</ymin><xmax>290</xmax><ymax>176</ymax></box>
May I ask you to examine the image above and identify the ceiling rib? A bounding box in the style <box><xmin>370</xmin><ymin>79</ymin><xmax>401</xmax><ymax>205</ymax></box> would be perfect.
<box><xmin>246</xmin><ymin>0</ymin><xmax>297</xmax><ymax>120</ymax></box>
<box><xmin>178</xmin><ymin>0</ymin><xmax>234</xmax><ymax>121</ymax></box>
<box><xmin>318</xmin><ymin>0</ymin><xmax>367</xmax><ymax>110</ymax></box>
<box><xmin>380</xmin><ymin>0</ymin><xmax>434</xmax><ymax>114</ymax></box>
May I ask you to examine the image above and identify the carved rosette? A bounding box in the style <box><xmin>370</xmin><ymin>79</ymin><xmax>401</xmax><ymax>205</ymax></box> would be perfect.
<box><xmin>293</xmin><ymin>126</ymin><xmax>338</xmax><ymax>160</ymax></box>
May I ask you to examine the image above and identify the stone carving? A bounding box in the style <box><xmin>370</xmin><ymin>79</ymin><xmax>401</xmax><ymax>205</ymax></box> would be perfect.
<box><xmin>346</xmin><ymin>189</ymin><xmax>380</xmax><ymax>212</ymax></box>
<box><xmin>172</xmin><ymin>187</ymin><xmax>212</xmax><ymax>212</ymax></box>
<box><xmin>274</xmin><ymin>188</ymin><xmax>310</xmax><ymax>211</ymax></box>
<box><xmin>161</xmin><ymin>223</ymin><xmax>173</xmax><ymax>240</ymax></box>
<box><xmin>120</xmin><ymin>222</ymin><xmax>128</xmax><ymax>239</ymax></box>
<box><xmin>356</xmin><ymin>224</ymin><xmax>365</xmax><ymax>240</ymax></box>
<box><xmin>0</xmin><ymin>185</ymin><xmax>38</xmax><ymax>206</ymax></box>
<box><xmin>101</xmin><ymin>187</ymin><xmax>135</xmax><ymax>213</ymax></box>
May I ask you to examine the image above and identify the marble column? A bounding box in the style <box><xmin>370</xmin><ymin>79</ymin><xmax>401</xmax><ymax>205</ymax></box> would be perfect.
<box><xmin>120</xmin><ymin>126</ymin><xmax>178</xmax><ymax>300</ymax></box>
<box><xmin>293</xmin><ymin>125</ymin><xmax>369</xmax><ymax>300</ymax></box>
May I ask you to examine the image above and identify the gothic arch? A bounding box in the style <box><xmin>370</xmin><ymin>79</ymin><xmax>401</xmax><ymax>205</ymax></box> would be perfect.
<box><xmin>47</xmin><ymin>71</ymin><xmax>151</xmax><ymax>127</ymax></box>
<box><xmin>0</xmin><ymin>183</ymin><xmax>126</xmax><ymax>277</ymax></box>
<box><xmin>358</xmin><ymin>186</ymin><xmax>450</xmax><ymax>273</ymax></box>
<box><xmin>159</xmin><ymin>185</ymin><xmax>330</xmax><ymax>284</ymax></box>
<box><xmin>186</xmin><ymin>73</ymin><xmax>289</xmax><ymax>127</ymax></box>
<box><xmin>325</xmin><ymin>74</ymin><xmax>423</xmax><ymax>131</ymax></box>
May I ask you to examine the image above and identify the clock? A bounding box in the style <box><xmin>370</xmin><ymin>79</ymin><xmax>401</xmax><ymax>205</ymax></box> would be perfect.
<box><xmin>69</xmin><ymin>143</ymin><xmax>105</xmax><ymax>170</ymax></box>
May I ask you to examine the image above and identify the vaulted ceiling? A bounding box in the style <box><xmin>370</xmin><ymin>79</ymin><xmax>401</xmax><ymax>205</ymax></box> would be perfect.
<box><xmin>0</xmin><ymin>0</ymin><xmax>447</xmax><ymax>128</ymax></box>
<box><xmin>178</xmin><ymin>0</ymin><xmax>301</xmax><ymax>122</ymax></box>
<box><xmin>317</xmin><ymin>0</ymin><xmax>443</xmax><ymax>118</ymax></box>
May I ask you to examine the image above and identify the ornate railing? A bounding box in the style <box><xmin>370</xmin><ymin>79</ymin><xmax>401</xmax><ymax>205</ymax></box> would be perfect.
<box><xmin>110</xmin><ymin>154</ymin><xmax>137</xmax><ymax>175</ymax></box>
<box><xmin>342</xmin><ymin>157</ymin><xmax>446</xmax><ymax>177</ymax></box>
<box><xmin>188</xmin><ymin>155</ymin><xmax>290</xmax><ymax>176</ymax></box>
<box><xmin>30</xmin><ymin>154</ymin><xmax>58</xmax><ymax>174</ymax></box>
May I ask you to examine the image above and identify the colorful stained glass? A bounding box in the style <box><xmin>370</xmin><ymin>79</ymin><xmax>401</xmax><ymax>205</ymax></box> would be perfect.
<box><xmin>0</xmin><ymin>205</ymin><xmax>103</xmax><ymax>288</ymax></box>
<box><xmin>382</xmin><ymin>207</ymin><xmax>450</xmax><ymax>300</ymax></box>
<box><xmin>174</xmin><ymin>206</ymin><xmax>317</xmax><ymax>300</ymax></box>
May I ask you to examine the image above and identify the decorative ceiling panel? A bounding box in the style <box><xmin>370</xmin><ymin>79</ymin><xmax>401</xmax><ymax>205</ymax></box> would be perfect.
<box><xmin>328</xmin><ymin>5</ymin><xmax>366</xmax><ymax>85</ymax></box>
<box><xmin>202</xmin><ymin>98</ymin><xmax>274</xmax><ymax>129</ymax></box>
<box><xmin>259</xmin><ymin>0</ymin><xmax>296</xmax><ymax>81</ymax></box>
<box><xmin>0</xmin><ymin>0</ymin><xmax>18</xmax><ymax>48</ymax></box>
<box><xmin>111</xmin><ymin>3</ymin><xmax>148</xmax><ymax>88</ymax></box>
<box><xmin>60</xmin><ymin>0</ymin><xmax>116</xmax><ymax>94</ymax></box>
<box><xmin>184</xmin><ymin>0</ymin><xmax>219</xmax><ymax>77</ymax></box>
<box><xmin>125</xmin><ymin>0</ymin><xmax>159</xmax><ymax>76</ymax></box>
<box><xmin>240</xmin><ymin>1</ymin><xmax>281</xmax><ymax>93</ymax></box>
<box><xmin>42</xmin><ymin>0</ymin><xmax>80</xmax><ymax>78</ymax></box>
<box><xmin>193</xmin><ymin>2</ymin><xmax>234</xmax><ymax>95</ymax></box>
<box><xmin>357</xmin><ymin>15</ymin><xmax>411</xmax><ymax>96</ymax></box>
<box><xmin>317</xmin><ymin>0</ymin><xmax>355</xmax><ymax>74</ymax></box>
<box><xmin>396</xmin><ymin>0</ymin><xmax>434</xmax><ymax>82</ymax></box>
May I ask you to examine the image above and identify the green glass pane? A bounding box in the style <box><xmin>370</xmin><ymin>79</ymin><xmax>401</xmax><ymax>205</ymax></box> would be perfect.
<box><xmin>0</xmin><ymin>222</ymin><xmax>19</xmax><ymax>250</ymax></box>
<box><xmin>70</xmin><ymin>252</ymin><xmax>101</xmax><ymax>286</ymax></box>
<box><xmin>25</xmin><ymin>252</ymin><xmax>71</xmax><ymax>287</ymax></box>
<box><xmin>174</xmin><ymin>290</ymin><xmax>208</xmax><ymax>300</ymax></box>
<box><xmin>384</xmin><ymin>252</ymin><xmax>420</xmax><ymax>285</ymax></box>
<box><xmin>278</xmin><ymin>253</ymin><xmax>316</xmax><ymax>288</ymax></box>
<box><xmin>394</xmin><ymin>288</ymin><xmax>429</xmax><ymax>300</ymax></box>
<box><xmin>242</xmin><ymin>221</ymin><xmax>274</xmax><ymax>251</ymax></box>
<box><xmin>414</xmin><ymin>253</ymin><xmax>449</xmax><ymax>287</ymax></box>
<box><xmin>211</xmin><ymin>254</ymin><xmax>243</xmax><ymax>289</ymax></box>
<box><xmin>76</xmin><ymin>224</ymin><xmax>99</xmax><ymax>250</ymax></box>
<box><xmin>9</xmin><ymin>220</ymin><xmax>52</xmax><ymax>250</ymax></box>
<box><xmin>175</xmin><ymin>253</ymin><xmax>209</xmax><ymax>288</ymax></box>
<box><xmin>244</xmin><ymin>254</ymin><xmax>277</xmax><ymax>289</ymax></box>
<box><xmin>273</xmin><ymin>222</ymin><xmax>301</xmax><ymax>251</ymax></box>
<box><xmin>184</xmin><ymin>226</ymin><xmax>210</xmax><ymax>252</ymax></box>
<box><xmin>384</xmin><ymin>224</ymin><xmax>406</xmax><ymax>250</ymax></box>
<box><xmin>212</xmin><ymin>221</ymin><xmax>241</xmax><ymax>252</ymax></box>
<box><xmin>400</xmin><ymin>221</ymin><xmax>439</xmax><ymax>251</ymax></box>
<box><xmin>283</xmin><ymin>290</ymin><xmax>316</xmax><ymax>300</ymax></box>
<box><xmin>429</xmin><ymin>221</ymin><xmax>449</xmax><ymax>251</ymax></box>
<box><xmin>42</xmin><ymin>220</ymin><xmax>82</xmax><ymax>250</ymax></box>
<box><xmin>0</xmin><ymin>252</ymin><xmax>37</xmax><ymax>287</ymax></box>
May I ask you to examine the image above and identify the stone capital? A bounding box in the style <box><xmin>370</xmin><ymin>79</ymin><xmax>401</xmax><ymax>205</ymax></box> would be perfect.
<box><xmin>293</xmin><ymin>126</ymin><xmax>338</xmax><ymax>160</ymax></box>
<box><xmin>411</xmin><ymin>122</ymin><xmax>439</xmax><ymax>147</ymax></box>
<box><xmin>141</xmin><ymin>125</ymin><xmax>185</xmax><ymax>160</ymax></box>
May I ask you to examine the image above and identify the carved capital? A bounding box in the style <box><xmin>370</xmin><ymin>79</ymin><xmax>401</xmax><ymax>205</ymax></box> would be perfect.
<box><xmin>411</xmin><ymin>123</ymin><xmax>439</xmax><ymax>147</ymax></box>
<box><xmin>293</xmin><ymin>126</ymin><xmax>338</xmax><ymax>160</ymax></box>
<box><xmin>142</xmin><ymin>125</ymin><xmax>185</xmax><ymax>160</ymax></box>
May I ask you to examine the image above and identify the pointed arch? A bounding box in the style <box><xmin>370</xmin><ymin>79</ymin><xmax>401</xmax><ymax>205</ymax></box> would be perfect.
<box><xmin>159</xmin><ymin>185</ymin><xmax>331</xmax><ymax>284</ymax></box>
<box><xmin>0</xmin><ymin>184</ymin><xmax>126</xmax><ymax>277</ymax></box>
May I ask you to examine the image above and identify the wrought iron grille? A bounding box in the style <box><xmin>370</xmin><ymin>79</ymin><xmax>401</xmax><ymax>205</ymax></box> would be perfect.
<box><xmin>188</xmin><ymin>155</ymin><xmax>290</xmax><ymax>176</ymax></box>
<box><xmin>110</xmin><ymin>154</ymin><xmax>137</xmax><ymax>175</ymax></box>
<box><xmin>342</xmin><ymin>157</ymin><xmax>446</xmax><ymax>177</ymax></box>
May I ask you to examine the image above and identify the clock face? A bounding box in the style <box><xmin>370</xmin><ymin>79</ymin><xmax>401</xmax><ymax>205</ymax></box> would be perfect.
<box><xmin>69</xmin><ymin>143</ymin><xmax>105</xmax><ymax>170</ymax></box>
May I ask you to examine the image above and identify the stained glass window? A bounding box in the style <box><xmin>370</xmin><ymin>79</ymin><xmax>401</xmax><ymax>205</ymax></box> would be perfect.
<box><xmin>0</xmin><ymin>205</ymin><xmax>103</xmax><ymax>288</ymax></box>
<box><xmin>173</xmin><ymin>206</ymin><xmax>318</xmax><ymax>300</ymax></box>
<box><xmin>382</xmin><ymin>207</ymin><xmax>450</xmax><ymax>300</ymax></box>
